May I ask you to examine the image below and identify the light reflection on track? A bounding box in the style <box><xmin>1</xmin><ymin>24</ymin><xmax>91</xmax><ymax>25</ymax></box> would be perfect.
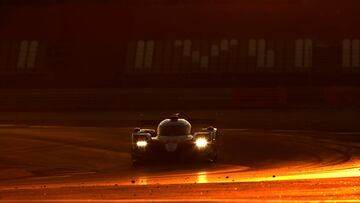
<box><xmin>0</xmin><ymin>126</ymin><xmax>360</xmax><ymax>201</ymax></box>
<box><xmin>124</xmin><ymin>163</ymin><xmax>360</xmax><ymax>186</ymax></box>
<box><xmin>1</xmin><ymin>200</ymin><xmax>360</xmax><ymax>203</ymax></box>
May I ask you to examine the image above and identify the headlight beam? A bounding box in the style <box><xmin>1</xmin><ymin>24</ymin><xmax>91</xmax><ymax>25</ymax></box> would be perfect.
<box><xmin>136</xmin><ymin>140</ymin><xmax>148</xmax><ymax>147</ymax></box>
<box><xmin>195</xmin><ymin>138</ymin><xmax>208</xmax><ymax>148</ymax></box>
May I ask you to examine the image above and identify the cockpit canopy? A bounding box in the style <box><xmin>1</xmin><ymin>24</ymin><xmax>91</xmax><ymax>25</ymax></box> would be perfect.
<box><xmin>157</xmin><ymin>116</ymin><xmax>191</xmax><ymax>137</ymax></box>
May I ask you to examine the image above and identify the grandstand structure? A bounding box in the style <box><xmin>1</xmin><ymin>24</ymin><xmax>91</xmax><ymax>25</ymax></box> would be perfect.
<box><xmin>0</xmin><ymin>0</ymin><xmax>359</xmax><ymax>87</ymax></box>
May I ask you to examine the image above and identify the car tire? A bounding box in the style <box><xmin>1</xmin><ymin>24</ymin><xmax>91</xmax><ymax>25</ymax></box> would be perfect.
<box><xmin>131</xmin><ymin>153</ymin><xmax>141</xmax><ymax>167</ymax></box>
<box><xmin>209</xmin><ymin>149</ymin><xmax>218</xmax><ymax>163</ymax></box>
<box><xmin>204</xmin><ymin>151</ymin><xmax>217</xmax><ymax>163</ymax></box>
<box><xmin>132</xmin><ymin>159</ymin><xmax>139</xmax><ymax>167</ymax></box>
<box><xmin>132</xmin><ymin>158</ymin><xmax>144</xmax><ymax>167</ymax></box>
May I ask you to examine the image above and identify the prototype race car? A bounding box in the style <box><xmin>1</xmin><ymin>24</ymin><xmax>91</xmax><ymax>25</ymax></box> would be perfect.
<box><xmin>131</xmin><ymin>114</ymin><xmax>219</xmax><ymax>165</ymax></box>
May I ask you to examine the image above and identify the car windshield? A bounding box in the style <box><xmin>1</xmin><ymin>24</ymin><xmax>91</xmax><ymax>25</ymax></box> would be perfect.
<box><xmin>159</xmin><ymin>125</ymin><xmax>189</xmax><ymax>136</ymax></box>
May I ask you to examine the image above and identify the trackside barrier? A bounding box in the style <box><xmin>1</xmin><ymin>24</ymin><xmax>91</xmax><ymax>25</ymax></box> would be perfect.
<box><xmin>232</xmin><ymin>87</ymin><xmax>288</xmax><ymax>107</ymax></box>
<box><xmin>324</xmin><ymin>86</ymin><xmax>360</xmax><ymax>106</ymax></box>
<box><xmin>233</xmin><ymin>87</ymin><xmax>360</xmax><ymax>107</ymax></box>
<box><xmin>0</xmin><ymin>87</ymin><xmax>359</xmax><ymax>111</ymax></box>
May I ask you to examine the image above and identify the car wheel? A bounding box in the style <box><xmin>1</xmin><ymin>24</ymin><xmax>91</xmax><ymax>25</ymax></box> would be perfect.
<box><xmin>132</xmin><ymin>158</ymin><xmax>143</xmax><ymax>167</ymax></box>
<box><xmin>132</xmin><ymin>155</ymin><xmax>147</xmax><ymax>167</ymax></box>
<box><xmin>213</xmin><ymin>152</ymin><xmax>218</xmax><ymax>162</ymax></box>
<box><xmin>132</xmin><ymin>160</ymin><xmax>139</xmax><ymax>166</ymax></box>
<box><xmin>131</xmin><ymin>154</ymin><xmax>141</xmax><ymax>167</ymax></box>
<box><xmin>204</xmin><ymin>152</ymin><xmax>217</xmax><ymax>164</ymax></box>
<box><xmin>209</xmin><ymin>150</ymin><xmax>218</xmax><ymax>163</ymax></box>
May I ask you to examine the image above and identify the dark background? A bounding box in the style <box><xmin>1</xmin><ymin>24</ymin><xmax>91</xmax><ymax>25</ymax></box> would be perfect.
<box><xmin>0</xmin><ymin>0</ymin><xmax>359</xmax><ymax>109</ymax></box>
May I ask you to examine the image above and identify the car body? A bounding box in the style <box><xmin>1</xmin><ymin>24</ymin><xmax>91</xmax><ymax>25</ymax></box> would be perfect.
<box><xmin>131</xmin><ymin>115</ymin><xmax>219</xmax><ymax>165</ymax></box>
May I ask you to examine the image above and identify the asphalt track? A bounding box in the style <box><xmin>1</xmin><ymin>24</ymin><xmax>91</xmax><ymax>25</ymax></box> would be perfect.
<box><xmin>0</xmin><ymin>126</ymin><xmax>359</xmax><ymax>202</ymax></box>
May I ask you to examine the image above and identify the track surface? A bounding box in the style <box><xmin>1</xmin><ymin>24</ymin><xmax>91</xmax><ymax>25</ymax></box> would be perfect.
<box><xmin>0</xmin><ymin>126</ymin><xmax>360</xmax><ymax>202</ymax></box>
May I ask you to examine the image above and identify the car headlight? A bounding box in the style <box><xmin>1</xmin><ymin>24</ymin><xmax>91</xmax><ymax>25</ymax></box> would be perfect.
<box><xmin>195</xmin><ymin>138</ymin><xmax>208</xmax><ymax>148</ymax></box>
<box><xmin>136</xmin><ymin>140</ymin><xmax>148</xmax><ymax>147</ymax></box>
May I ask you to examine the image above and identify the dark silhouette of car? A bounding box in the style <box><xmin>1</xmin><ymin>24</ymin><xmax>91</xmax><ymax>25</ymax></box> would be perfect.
<box><xmin>131</xmin><ymin>114</ymin><xmax>219</xmax><ymax>165</ymax></box>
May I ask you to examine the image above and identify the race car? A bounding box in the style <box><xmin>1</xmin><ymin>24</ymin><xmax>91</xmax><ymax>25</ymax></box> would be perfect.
<box><xmin>131</xmin><ymin>114</ymin><xmax>219</xmax><ymax>165</ymax></box>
